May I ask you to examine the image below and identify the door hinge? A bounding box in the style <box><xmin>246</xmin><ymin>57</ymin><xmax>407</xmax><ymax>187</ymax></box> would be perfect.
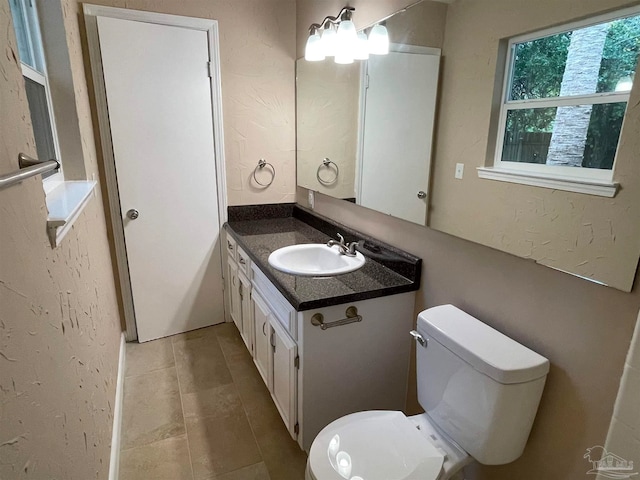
<box><xmin>294</xmin><ymin>422</ymin><xmax>299</xmax><ymax>435</ymax></box>
<box><xmin>207</xmin><ymin>61</ymin><xmax>214</xmax><ymax>78</ymax></box>
<box><xmin>294</xmin><ymin>355</ymin><xmax>299</xmax><ymax>369</ymax></box>
<box><xmin>365</xmin><ymin>73</ymin><xmax>370</xmax><ymax>89</ymax></box>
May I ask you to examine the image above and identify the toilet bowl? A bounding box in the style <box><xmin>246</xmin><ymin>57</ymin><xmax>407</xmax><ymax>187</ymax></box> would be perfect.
<box><xmin>306</xmin><ymin>410</ymin><xmax>470</xmax><ymax>480</ymax></box>
<box><xmin>306</xmin><ymin>305</ymin><xmax>550</xmax><ymax>480</ymax></box>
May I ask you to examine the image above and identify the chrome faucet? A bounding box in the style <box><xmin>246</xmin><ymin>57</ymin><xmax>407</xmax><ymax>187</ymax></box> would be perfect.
<box><xmin>327</xmin><ymin>233</ymin><xmax>358</xmax><ymax>257</ymax></box>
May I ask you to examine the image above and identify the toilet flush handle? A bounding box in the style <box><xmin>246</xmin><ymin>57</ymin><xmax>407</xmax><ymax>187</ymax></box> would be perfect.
<box><xmin>409</xmin><ymin>330</ymin><xmax>427</xmax><ymax>348</ymax></box>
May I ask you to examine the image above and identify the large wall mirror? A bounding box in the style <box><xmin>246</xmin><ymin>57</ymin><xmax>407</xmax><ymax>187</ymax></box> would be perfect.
<box><xmin>296</xmin><ymin>0</ymin><xmax>640</xmax><ymax>292</ymax></box>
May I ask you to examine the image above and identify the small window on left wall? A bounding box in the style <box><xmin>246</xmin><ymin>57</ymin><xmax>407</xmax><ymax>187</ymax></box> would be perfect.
<box><xmin>9</xmin><ymin>0</ymin><xmax>97</xmax><ymax>247</ymax></box>
<box><xmin>10</xmin><ymin>0</ymin><xmax>61</xmax><ymax>183</ymax></box>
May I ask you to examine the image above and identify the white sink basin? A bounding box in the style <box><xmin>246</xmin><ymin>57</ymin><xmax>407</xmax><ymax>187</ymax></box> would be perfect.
<box><xmin>268</xmin><ymin>244</ymin><xmax>365</xmax><ymax>276</ymax></box>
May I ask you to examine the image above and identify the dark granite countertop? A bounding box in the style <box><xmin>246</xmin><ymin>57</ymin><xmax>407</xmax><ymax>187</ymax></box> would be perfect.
<box><xmin>224</xmin><ymin>204</ymin><xmax>421</xmax><ymax>311</ymax></box>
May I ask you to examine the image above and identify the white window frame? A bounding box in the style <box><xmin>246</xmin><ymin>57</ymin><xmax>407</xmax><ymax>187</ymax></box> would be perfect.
<box><xmin>480</xmin><ymin>5</ymin><xmax>640</xmax><ymax>197</ymax></box>
<box><xmin>20</xmin><ymin>62</ymin><xmax>64</xmax><ymax>191</ymax></box>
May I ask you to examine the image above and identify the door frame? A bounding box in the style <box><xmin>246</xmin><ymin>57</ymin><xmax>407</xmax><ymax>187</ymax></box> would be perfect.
<box><xmin>84</xmin><ymin>5</ymin><xmax>228</xmax><ymax>341</ymax></box>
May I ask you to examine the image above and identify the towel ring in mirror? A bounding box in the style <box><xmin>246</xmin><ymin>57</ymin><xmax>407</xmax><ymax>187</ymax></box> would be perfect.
<box><xmin>317</xmin><ymin>158</ymin><xmax>339</xmax><ymax>185</ymax></box>
<box><xmin>253</xmin><ymin>158</ymin><xmax>275</xmax><ymax>187</ymax></box>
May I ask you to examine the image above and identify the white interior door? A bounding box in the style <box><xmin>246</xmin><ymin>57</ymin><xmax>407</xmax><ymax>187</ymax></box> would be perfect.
<box><xmin>97</xmin><ymin>16</ymin><xmax>224</xmax><ymax>342</ymax></box>
<box><xmin>359</xmin><ymin>51</ymin><xmax>440</xmax><ymax>225</ymax></box>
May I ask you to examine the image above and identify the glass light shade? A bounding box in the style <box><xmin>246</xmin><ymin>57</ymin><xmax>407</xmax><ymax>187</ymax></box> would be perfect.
<box><xmin>305</xmin><ymin>32</ymin><xmax>325</xmax><ymax>61</ymax></box>
<box><xmin>334</xmin><ymin>48</ymin><xmax>354</xmax><ymax>64</ymax></box>
<box><xmin>321</xmin><ymin>27</ymin><xmax>338</xmax><ymax>57</ymax></box>
<box><xmin>368</xmin><ymin>24</ymin><xmax>389</xmax><ymax>55</ymax></box>
<box><xmin>336</xmin><ymin>19</ymin><xmax>357</xmax><ymax>49</ymax></box>
<box><xmin>615</xmin><ymin>76</ymin><xmax>633</xmax><ymax>92</ymax></box>
<box><xmin>353</xmin><ymin>32</ymin><xmax>369</xmax><ymax>60</ymax></box>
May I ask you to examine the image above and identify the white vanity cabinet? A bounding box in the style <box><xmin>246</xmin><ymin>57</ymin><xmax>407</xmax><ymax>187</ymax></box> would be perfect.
<box><xmin>251</xmin><ymin>265</ymin><xmax>299</xmax><ymax>438</ymax></box>
<box><xmin>224</xmin><ymin>232</ymin><xmax>254</xmax><ymax>353</ymax></box>
<box><xmin>223</xmin><ymin>229</ymin><xmax>416</xmax><ymax>451</ymax></box>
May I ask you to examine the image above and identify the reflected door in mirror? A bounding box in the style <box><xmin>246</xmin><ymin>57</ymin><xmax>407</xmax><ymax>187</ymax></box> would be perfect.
<box><xmin>358</xmin><ymin>49</ymin><xmax>440</xmax><ymax>224</ymax></box>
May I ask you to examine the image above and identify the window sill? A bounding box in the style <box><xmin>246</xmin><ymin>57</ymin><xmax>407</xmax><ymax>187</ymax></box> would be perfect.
<box><xmin>45</xmin><ymin>180</ymin><xmax>97</xmax><ymax>248</ymax></box>
<box><xmin>476</xmin><ymin>167</ymin><xmax>618</xmax><ymax>198</ymax></box>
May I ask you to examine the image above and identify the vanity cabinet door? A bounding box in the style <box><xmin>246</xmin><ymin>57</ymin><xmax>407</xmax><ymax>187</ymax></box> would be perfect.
<box><xmin>239</xmin><ymin>272</ymin><xmax>253</xmax><ymax>353</ymax></box>
<box><xmin>228</xmin><ymin>258</ymin><xmax>241</xmax><ymax>331</ymax></box>
<box><xmin>252</xmin><ymin>290</ymin><xmax>272</xmax><ymax>389</ymax></box>
<box><xmin>270</xmin><ymin>317</ymin><xmax>298</xmax><ymax>438</ymax></box>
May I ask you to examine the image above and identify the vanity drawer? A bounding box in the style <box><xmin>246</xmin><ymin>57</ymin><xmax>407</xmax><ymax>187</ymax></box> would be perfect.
<box><xmin>226</xmin><ymin>232</ymin><xmax>237</xmax><ymax>261</ymax></box>
<box><xmin>237</xmin><ymin>247</ymin><xmax>251</xmax><ymax>276</ymax></box>
<box><xmin>252</xmin><ymin>263</ymin><xmax>296</xmax><ymax>340</ymax></box>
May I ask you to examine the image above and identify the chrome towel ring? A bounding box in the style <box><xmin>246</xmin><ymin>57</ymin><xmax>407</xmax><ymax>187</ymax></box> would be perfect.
<box><xmin>253</xmin><ymin>158</ymin><xmax>275</xmax><ymax>187</ymax></box>
<box><xmin>316</xmin><ymin>158</ymin><xmax>339</xmax><ymax>185</ymax></box>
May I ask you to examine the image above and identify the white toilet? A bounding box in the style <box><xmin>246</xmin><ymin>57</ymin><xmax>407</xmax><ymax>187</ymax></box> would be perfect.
<box><xmin>306</xmin><ymin>305</ymin><xmax>550</xmax><ymax>480</ymax></box>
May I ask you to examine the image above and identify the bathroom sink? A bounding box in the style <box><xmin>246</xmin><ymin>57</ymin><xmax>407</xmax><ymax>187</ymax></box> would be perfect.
<box><xmin>268</xmin><ymin>244</ymin><xmax>365</xmax><ymax>276</ymax></box>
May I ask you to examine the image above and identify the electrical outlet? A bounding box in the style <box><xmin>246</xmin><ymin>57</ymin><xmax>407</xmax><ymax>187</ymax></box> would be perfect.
<box><xmin>308</xmin><ymin>190</ymin><xmax>315</xmax><ymax>209</ymax></box>
<box><xmin>455</xmin><ymin>163</ymin><xmax>464</xmax><ymax>179</ymax></box>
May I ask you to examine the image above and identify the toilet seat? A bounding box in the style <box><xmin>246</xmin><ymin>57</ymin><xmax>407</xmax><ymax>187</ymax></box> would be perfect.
<box><xmin>307</xmin><ymin>411</ymin><xmax>445</xmax><ymax>480</ymax></box>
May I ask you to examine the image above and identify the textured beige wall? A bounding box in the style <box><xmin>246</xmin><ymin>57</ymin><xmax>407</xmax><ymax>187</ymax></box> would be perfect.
<box><xmin>77</xmin><ymin>0</ymin><xmax>297</xmax><ymax>206</ymax></box>
<box><xmin>0</xmin><ymin>1</ymin><xmax>122</xmax><ymax>478</ymax></box>
<box><xmin>428</xmin><ymin>0</ymin><xmax>640</xmax><ymax>292</ymax></box>
<box><xmin>297</xmin><ymin>60</ymin><xmax>360</xmax><ymax>199</ymax></box>
<box><xmin>386</xmin><ymin>0</ymin><xmax>448</xmax><ymax>47</ymax></box>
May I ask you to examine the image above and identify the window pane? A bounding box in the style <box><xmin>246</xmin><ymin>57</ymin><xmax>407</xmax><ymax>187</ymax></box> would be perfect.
<box><xmin>597</xmin><ymin>15</ymin><xmax>640</xmax><ymax>93</ymax></box>
<box><xmin>9</xmin><ymin>0</ymin><xmax>34</xmax><ymax>68</ymax></box>
<box><xmin>501</xmin><ymin>102</ymin><xmax>626</xmax><ymax>170</ymax></box>
<box><xmin>510</xmin><ymin>35</ymin><xmax>570</xmax><ymax>101</ymax></box>
<box><xmin>24</xmin><ymin>76</ymin><xmax>57</xmax><ymax>178</ymax></box>
<box><xmin>8</xmin><ymin>0</ymin><xmax>45</xmax><ymax>73</ymax></box>
<box><xmin>509</xmin><ymin>14</ymin><xmax>640</xmax><ymax>101</ymax></box>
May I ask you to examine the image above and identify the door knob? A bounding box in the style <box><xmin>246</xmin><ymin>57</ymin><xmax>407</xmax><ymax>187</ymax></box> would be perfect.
<box><xmin>126</xmin><ymin>209</ymin><xmax>139</xmax><ymax>220</ymax></box>
<box><xmin>417</xmin><ymin>191</ymin><xmax>427</xmax><ymax>199</ymax></box>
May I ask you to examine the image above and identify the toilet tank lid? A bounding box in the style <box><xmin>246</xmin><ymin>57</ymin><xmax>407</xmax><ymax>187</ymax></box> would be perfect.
<box><xmin>418</xmin><ymin>305</ymin><xmax>550</xmax><ymax>384</ymax></box>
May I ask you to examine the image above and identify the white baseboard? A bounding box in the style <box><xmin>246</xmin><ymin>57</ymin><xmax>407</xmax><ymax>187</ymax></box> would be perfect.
<box><xmin>109</xmin><ymin>333</ymin><xmax>126</xmax><ymax>480</ymax></box>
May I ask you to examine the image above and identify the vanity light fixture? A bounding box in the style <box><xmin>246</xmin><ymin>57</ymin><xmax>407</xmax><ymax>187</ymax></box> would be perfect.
<box><xmin>305</xmin><ymin>7</ymin><xmax>388</xmax><ymax>63</ymax></box>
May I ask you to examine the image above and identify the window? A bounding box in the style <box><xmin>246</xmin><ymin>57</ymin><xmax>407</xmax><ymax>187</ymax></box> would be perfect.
<box><xmin>484</xmin><ymin>7</ymin><xmax>640</xmax><ymax>196</ymax></box>
<box><xmin>9</xmin><ymin>0</ymin><xmax>60</xmax><ymax>181</ymax></box>
<box><xmin>9</xmin><ymin>0</ymin><xmax>97</xmax><ymax>247</ymax></box>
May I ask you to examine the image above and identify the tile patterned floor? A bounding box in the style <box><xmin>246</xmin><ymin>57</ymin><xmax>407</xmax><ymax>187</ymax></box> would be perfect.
<box><xmin>120</xmin><ymin>323</ymin><xmax>307</xmax><ymax>480</ymax></box>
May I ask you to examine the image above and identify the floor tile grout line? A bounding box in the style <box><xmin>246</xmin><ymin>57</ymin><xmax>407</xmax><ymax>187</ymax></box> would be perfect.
<box><xmin>172</xmin><ymin>339</ymin><xmax>197</xmax><ymax>480</ymax></box>
<box><xmin>118</xmin><ymin>433</ymin><xmax>190</xmax><ymax>454</ymax></box>
<box><xmin>123</xmin><ymin>363</ymin><xmax>177</xmax><ymax>380</ymax></box>
<box><xmin>216</xmin><ymin>329</ymin><xmax>272</xmax><ymax>480</ymax></box>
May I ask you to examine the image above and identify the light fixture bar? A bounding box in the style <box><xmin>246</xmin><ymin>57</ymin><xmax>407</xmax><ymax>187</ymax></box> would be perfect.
<box><xmin>306</xmin><ymin>7</ymin><xmax>363</xmax><ymax>64</ymax></box>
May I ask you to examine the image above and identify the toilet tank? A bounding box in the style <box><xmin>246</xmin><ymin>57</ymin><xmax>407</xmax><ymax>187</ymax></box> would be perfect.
<box><xmin>416</xmin><ymin>305</ymin><xmax>549</xmax><ymax>465</ymax></box>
